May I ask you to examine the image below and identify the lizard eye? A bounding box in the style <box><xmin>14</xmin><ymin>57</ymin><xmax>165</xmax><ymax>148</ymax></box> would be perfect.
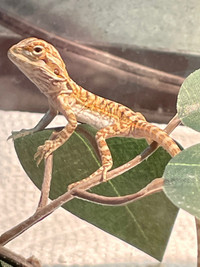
<box><xmin>33</xmin><ymin>45</ymin><xmax>44</xmax><ymax>55</ymax></box>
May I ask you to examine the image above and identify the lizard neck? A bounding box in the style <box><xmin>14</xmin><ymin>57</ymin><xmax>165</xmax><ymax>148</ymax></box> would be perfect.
<box><xmin>37</xmin><ymin>76</ymin><xmax>72</xmax><ymax>99</ymax></box>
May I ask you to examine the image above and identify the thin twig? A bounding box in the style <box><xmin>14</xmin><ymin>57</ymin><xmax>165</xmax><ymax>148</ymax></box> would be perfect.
<box><xmin>164</xmin><ymin>113</ymin><xmax>181</xmax><ymax>134</ymax></box>
<box><xmin>37</xmin><ymin>154</ymin><xmax>53</xmax><ymax>210</ymax></box>
<box><xmin>72</xmin><ymin>178</ymin><xmax>164</xmax><ymax>206</ymax></box>
<box><xmin>37</xmin><ymin>131</ymin><xmax>67</xmax><ymax>209</ymax></box>
<box><xmin>0</xmin><ymin>187</ymin><xmax>73</xmax><ymax>246</ymax></box>
<box><xmin>196</xmin><ymin>218</ymin><xmax>200</xmax><ymax>267</ymax></box>
<box><xmin>36</xmin><ymin>129</ymin><xmax>62</xmax><ymax>208</ymax></box>
<box><xmin>0</xmin><ymin>246</ymin><xmax>41</xmax><ymax>267</ymax></box>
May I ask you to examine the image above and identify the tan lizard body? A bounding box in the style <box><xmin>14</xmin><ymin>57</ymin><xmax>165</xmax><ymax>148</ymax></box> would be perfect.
<box><xmin>8</xmin><ymin>38</ymin><xmax>181</xmax><ymax>186</ymax></box>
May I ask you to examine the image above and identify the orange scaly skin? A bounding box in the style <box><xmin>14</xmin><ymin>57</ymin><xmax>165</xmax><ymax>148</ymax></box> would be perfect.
<box><xmin>8</xmin><ymin>38</ymin><xmax>181</xmax><ymax>187</ymax></box>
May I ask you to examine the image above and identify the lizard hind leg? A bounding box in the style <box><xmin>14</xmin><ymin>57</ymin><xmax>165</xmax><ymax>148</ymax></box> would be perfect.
<box><xmin>95</xmin><ymin>129</ymin><xmax>114</xmax><ymax>181</ymax></box>
<box><xmin>68</xmin><ymin>123</ymin><xmax>121</xmax><ymax>190</ymax></box>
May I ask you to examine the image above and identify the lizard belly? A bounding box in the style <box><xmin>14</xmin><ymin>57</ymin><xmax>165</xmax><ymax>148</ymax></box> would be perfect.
<box><xmin>72</xmin><ymin>104</ymin><xmax>115</xmax><ymax>129</ymax></box>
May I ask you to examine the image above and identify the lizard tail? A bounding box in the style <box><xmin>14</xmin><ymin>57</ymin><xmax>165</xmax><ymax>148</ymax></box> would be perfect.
<box><xmin>132</xmin><ymin>121</ymin><xmax>181</xmax><ymax>157</ymax></box>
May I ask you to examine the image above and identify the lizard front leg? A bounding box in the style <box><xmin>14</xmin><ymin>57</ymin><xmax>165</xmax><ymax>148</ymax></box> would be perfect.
<box><xmin>8</xmin><ymin>103</ymin><xmax>58</xmax><ymax>140</ymax></box>
<box><xmin>34</xmin><ymin>106</ymin><xmax>77</xmax><ymax>165</ymax></box>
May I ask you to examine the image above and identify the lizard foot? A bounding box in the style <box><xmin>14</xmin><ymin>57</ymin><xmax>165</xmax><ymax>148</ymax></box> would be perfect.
<box><xmin>68</xmin><ymin>181</ymin><xmax>80</xmax><ymax>191</ymax></box>
<box><xmin>67</xmin><ymin>166</ymin><xmax>110</xmax><ymax>191</ymax></box>
<box><xmin>102</xmin><ymin>167</ymin><xmax>109</xmax><ymax>182</ymax></box>
<box><xmin>8</xmin><ymin>129</ymin><xmax>35</xmax><ymax>140</ymax></box>
<box><xmin>34</xmin><ymin>140</ymin><xmax>53</xmax><ymax>166</ymax></box>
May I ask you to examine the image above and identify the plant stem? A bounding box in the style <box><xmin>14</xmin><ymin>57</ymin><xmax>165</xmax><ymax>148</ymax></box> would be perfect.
<box><xmin>164</xmin><ymin>113</ymin><xmax>181</xmax><ymax>134</ymax></box>
<box><xmin>37</xmin><ymin>154</ymin><xmax>53</xmax><ymax>210</ymax></box>
<box><xmin>0</xmin><ymin>246</ymin><xmax>40</xmax><ymax>267</ymax></box>
<box><xmin>196</xmin><ymin>218</ymin><xmax>200</xmax><ymax>267</ymax></box>
<box><xmin>73</xmin><ymin>178</ymin><xmax>164</xmax><ymax>205</ymax></box>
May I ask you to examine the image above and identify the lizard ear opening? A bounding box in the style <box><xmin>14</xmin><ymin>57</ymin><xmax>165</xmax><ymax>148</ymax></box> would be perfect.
<box><xmin>54</xmin><ymin>68</ymin><xmax>60</xmax><ymax>75</ymax></box>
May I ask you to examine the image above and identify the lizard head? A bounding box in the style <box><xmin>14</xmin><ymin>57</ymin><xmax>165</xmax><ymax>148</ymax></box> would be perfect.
<box><xmin>8</xmin><ymin>38</ymin><xmax>69</xmax><ymax>94</ymax></box>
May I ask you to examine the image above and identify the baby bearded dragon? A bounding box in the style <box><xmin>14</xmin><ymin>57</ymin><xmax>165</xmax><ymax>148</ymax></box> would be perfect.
<box><xmin>8</xmin><ymin>38</ymin><xmax>180</xmax><ymax>186</ymax></box>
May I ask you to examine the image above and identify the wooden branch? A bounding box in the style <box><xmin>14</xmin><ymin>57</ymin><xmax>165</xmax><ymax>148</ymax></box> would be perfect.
<box><xmin>196</xmin><ymin>218</ymin><xmax>200</xmax><ymax>267</ymax></box>
<box><xmin>164</xmin><ymin>113</ymin><xmax>181</xmax><ymax>134</ymax></box>
<box><xmin>72</xmin><ymin>178</ymin><xmax>164</xmax><ymax>206</ymax></box>
<box><xmin>37</xmin><ymin>154</ymin><xmax>53</xmax><ymax>210</ymax></box>
<box><xmin>0</xmin><ymin>246</ymin><xmax>41</xmax><ymax>267</ymax></box>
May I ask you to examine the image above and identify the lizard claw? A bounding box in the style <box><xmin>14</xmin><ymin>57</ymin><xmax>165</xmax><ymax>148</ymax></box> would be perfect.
<box><xmin>102</xmin><ymin>166</ymin><xmax>111</xmax><ymax>182</ymax></box>
<box><xmin>102</xmin><ymin>168</ymin><xmax>108</xmax><ymax>181</ymax></box>
<box><xmin>34</xmin><ymin>147</ymin><xmax>45</xmax><ymax>166</ymax></box>
<box><xmin>67</xmin><ymin>166</ymin><xmax>110</xmax><ymax>192</ymax></box>
<box><xmin>7</xmin><ymin>129</ymin><xmax>34</xmax><ymax>141</ymax></box>
<box><xmin>67</xmin><ymin>165</ymin><xmax>111</xmax><ymax>191</ymax></box>
<box><xmin>34</xmin><ymin>141</ymin><xmax>53</xmax><ymax>166</ymax></box>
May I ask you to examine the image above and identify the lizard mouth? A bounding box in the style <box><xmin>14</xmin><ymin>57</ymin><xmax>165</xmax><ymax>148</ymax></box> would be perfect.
<box><xmin>7</xmin><ymin>45</ymin><xmax>17</xmax><ymax>61</ymax></box>
<box><xmin>8</xmin><ymin>45</ymin><xmax>46</xmax><ymax>71</ymax></box>
<box><xmin>8</xmin><ymin>45</ymin><xmax>27</xmax><ymax>67</ymax></box>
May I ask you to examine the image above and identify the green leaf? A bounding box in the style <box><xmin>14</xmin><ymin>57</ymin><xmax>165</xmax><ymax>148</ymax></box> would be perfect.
<box><xmin>163</xmin><ymin>144</ymin><xmax>200</xmax><ymax>219</ymax></box>
<box><xmin>14</xmin><ymin>124</ymin><xmax>178</xmax><ymax>261</ymax></box>
<box><xmin>177</xmin><ymin>68</ymin><xmax>200</xmax><ymax>132</ymax></box>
